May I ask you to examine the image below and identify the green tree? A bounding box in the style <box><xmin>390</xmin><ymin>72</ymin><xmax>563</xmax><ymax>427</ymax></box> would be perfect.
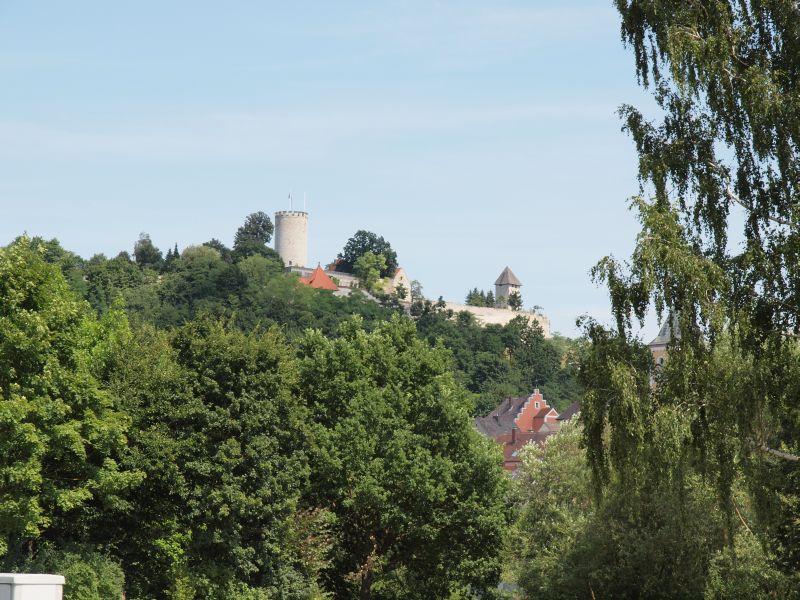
<box><xmin>353</xmin><ymin>251</ymin><xmax>386</xmax><ymax>292</ymax></box>
<box><xmin>465</xmin><ymin>288</ymin><xmax>489</xmax><ymax>307</ymax></box>
<box><xmin>581</xmin><ymin>0</ymin><xmax>800</xmax><ymax>584</ymax></box>
<box><xmin>134</xmin><ymin>233</ymin><xmax>164</xmax><ymax>271</ymax></box>
<box><xmin>297</xmin><ymin>316</ymin><xmax>509</xmax><ymax>599</ymax></box>
<box><xmin>203</xmin><ymin>238</ymin><xmax>233</xmax><ymax>263</ymax></box>
<box><xmin>104</xmin><ymin>318</ymin><xmax>314</xmax><ymax>598</ymax></box>
<box><xmin>508</xmin><ymin>419</ymin><xmax>781</xmax><ymax>598</ymax></box>
<box><xmin>0</xmin><ymin>238</ymin><xmax>140</xmax><ymax>561</ymax></box>
<box><xmin>335</xmin><ymin>230</ymin><xmax>398</xmax><ymax>278</ymax></box>
<box><xmin>508</xmin><ymin>420</ymin><xmax>594</xmax><ymax>598</ymax></box>
<box><xmin>163</xmin><ymin>243</ymin><xmax>181</xmax><ymax>272</ymax></box>
<box><xmin>84</xmin><ymin>251</ymin><xmax>145</xmax><ymax>314</ymax></box>
<box><xmin>22</xmin><ymin>236</ymin><xmax>88</xmax><ymax>298</ymax></box>
<box><xmin>507</xmin><ymin>291</ymin><xmax>522</xmax><ymax>311</ymax></box>
<box><xmin>410</xmin><ymin>279</ymin><xmax>424</xmax><ymax>302</ymax></box>
<box><xmin>233</xmin><ymin>212</ymin><xmax>274</xmax><ymax>260</ymax></box>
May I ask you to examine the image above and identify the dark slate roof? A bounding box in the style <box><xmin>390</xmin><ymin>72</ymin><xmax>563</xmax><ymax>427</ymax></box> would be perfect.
<box><xmin>556</xmin><ymin>401</ymin><xmax>580</xmax><ymax>421</ymax></box>
<box><xmin>475</xmin><ymin>396</ymin><xmax>528</xmax><ymax>438</ymax></box>
<box><xmin>648</xmin><ymin>317</ymin><xmax>681</xmax><ymax>347</ymax></box>
<box><xmin>494</xmin><ymin>266</ymin><xmax>522</xmax><ymax>286</ymax></box>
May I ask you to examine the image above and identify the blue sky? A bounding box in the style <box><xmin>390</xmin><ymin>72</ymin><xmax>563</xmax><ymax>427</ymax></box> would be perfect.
<box><xmin>0</xmin><ymin>1</ymin><xmax>661</xmax><ymax>337</ymax></box>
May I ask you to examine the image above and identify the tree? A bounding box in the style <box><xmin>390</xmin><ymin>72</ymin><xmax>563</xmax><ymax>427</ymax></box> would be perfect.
<box><xmin>134</xmin><ymin>233</ymin><xmax>164</xmax><ymax>271</ymax></box>
<box><xmin>508</xmin><ymin>420</ymin><xmax>782</xmax><ymax>598</ymax></box>
<box><xmin>203</xmin><ymin>238</ymin><xmax>233</xmax><ymax>263</ymax></box>
<box><xmin>163</xmin><ymin>243</ymin><xmax>181</xmax><ymax>272</ymax></box>
<box><xmin>466</xmin><ymin>288</ymin><xmax>490</xmax><ymax>307</ymax></box>
<box><xmin>103</xmin><ymin>318</ymin><xmax>314</xmax><ymax>598</ymax></box>
<box><xmin>0</xmin><ymin>238</ymin><xmax>140</xmax><ymax>562</ymax></box>
<box><xmin>410</xmin><ymin>279</ymin><xmax>424</xmax><ymax>302</ymax></box>
<box><xmin>507</xmin><ymin>291</ymin><xmax>522</xmax><ymax>311</ymax></box>
<box><xmin>335</xmin><ymin>230</ymin><xmax>398</xmax><ymax>278</ymax></box>
<box><xmin>353</xmin><ymin>251</ymin><xmax>386</xmax><ymax>292</ymax></box>
<box><xmin>234</xmin><ymin>212</ymin><xmax>273</xmax><ymax>253</ymax></box>
<box><xmin>581</xmin><ymin>0</ymin><xmax>800</xmax><ymax>579</ymax></box>
<box><xmin>296</xmin><ymin>316</ymin><xmax>509</xmax><ymax>598</ymax></box>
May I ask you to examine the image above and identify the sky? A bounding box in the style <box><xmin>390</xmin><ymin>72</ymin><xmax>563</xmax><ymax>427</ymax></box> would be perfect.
<box><xmin>0</xmin><ymin>1</ymin><xmax>662</xmax><ymax>338</ymax></box>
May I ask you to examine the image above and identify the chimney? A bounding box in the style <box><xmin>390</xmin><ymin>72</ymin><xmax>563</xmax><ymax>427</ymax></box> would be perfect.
<box><xmin>511</xmin><ymin>427</ymin><xmax>517</xmax><ymax>445</ymax></box>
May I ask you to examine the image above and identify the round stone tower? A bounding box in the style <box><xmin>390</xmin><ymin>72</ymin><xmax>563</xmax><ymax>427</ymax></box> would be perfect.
<box><xmin>274</xmin><ymin>210</ymin><xmax>308</xmax><ymax>268</ymax></box>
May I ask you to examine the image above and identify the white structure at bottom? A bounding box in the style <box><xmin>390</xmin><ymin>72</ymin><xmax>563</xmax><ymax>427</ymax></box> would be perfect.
<box><xmin>0</xmin><ymin>574</ymin><xmax>65</xmax><ymax>600</ymax></box>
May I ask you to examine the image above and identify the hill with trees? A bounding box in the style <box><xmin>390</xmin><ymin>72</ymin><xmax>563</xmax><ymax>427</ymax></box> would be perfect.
<box><xmin>0</xmin><ymin>214</ymin><xmax>581</xmax><ymax>599</ymax></box>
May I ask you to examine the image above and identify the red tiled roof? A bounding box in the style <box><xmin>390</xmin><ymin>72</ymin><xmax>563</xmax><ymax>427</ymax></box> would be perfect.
<box><xmin>475</xmin><ymin>388</ymin><xmax>562</xmax><ymax>472</ymax></box>
<box><xmin>299</xmin><ymin>266</ymin><xmax>339</xmax><ymax>291</ymax></box>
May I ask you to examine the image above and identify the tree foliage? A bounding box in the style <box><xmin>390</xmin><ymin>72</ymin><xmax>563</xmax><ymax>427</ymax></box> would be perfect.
<box><xmin>335</xmin><ymin>230</ymin><xmax>398</xmax><ymax>278</ymax></box>
<box><xmin>0</xmin><ymin>238</ymin><xmax>140</xmax><ymax>560</ymax></box>
<box><xmin>578</xmin><ymin>0</ymin><xmax>800</xmax><ymax>586</ymax></box>
<box><xmin>465</xmin><ymin>288</ymin><xmax>495</xmax><ymax>307</ymax></box>
<box><xmin>413</xmin><ymin>305</ymin><xmax>575</xmax><ymax>415</ymax></box>
<box><xmin>297</xmin><ymin>316</ymin><xmax>509</xmax><ymax>599</ymax></box>
<box><xmin>234</xmin><ymin>211</ymin><xmax>274</xmax><ymax>249</ymax></box>
<box><xmin>509</xmin><ymin>420</ymin><xmax>793</xmax><ymax>598</ymax></box>
<box><xmin>133</xmin><ymin>233</ymin><xmax>164</xmax><ymax>271</ymax></box>
<box><xmin>0</xmin><ymin>234</ymin><xmax>521</xmax><ymax>599</ymax></box>
<box><xmin>353</xmin><ymin>251</ymin><xmax>386</xmax><ymax>292</ymax></box>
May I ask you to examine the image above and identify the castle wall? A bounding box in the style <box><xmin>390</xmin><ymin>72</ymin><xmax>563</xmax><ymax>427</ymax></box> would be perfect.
<box><xmin>274</xmin><ymin>211</ymin><xmax>308</xmax><ymax>268</ymax></box>
<box><xmin>444</xmin><ymin>302</ymin><xmax>551</xmax><ymax>337</ymax></box>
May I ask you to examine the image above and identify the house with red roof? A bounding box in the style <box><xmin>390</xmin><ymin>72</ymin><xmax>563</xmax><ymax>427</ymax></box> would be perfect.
<box><xmin>475</xmin><ymin>389</ymin><xmax>562</xmax><ymax>472</ymax></box>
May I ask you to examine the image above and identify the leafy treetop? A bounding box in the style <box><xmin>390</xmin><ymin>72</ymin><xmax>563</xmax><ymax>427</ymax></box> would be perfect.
<box><xmin>335</xmin><ymin>230</ymin><xmax>398</xmax><ymax>278</ymax></box>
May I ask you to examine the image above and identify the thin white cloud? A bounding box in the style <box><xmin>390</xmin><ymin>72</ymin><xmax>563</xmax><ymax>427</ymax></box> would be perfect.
<box><xmin>0</xmin><ymin>101</ymin><xmax>617</xmax><ymax>162</ymax></box>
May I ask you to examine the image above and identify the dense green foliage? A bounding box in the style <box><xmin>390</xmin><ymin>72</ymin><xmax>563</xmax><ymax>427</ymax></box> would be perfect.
<box><xmin>570</xmin><ymin>1</ymin><xmax>800</xmax><ymax>596</ymax></box>
<box><xmin>509</xmin><ymin>422</ymin><xmax>794</xmax><ymax>598</ymax></box>
<box><xmin>0</xmin><ymin>240</ymin><xmax>139</xmax><ymax>560</ymax></box>
<box><xmin>297</xmin><ymin>317</ymin><xmax>510</xmax><ymax>598</ymax></box>
<box><xmin>412</xmin><ymin>301</ymin><xmax>581</xmax><ymax>415</ymax></box>
<box><xmin>2</xmin><ymin>232</ymin><xmax>574</xmax><ymax>598</ymax></box>
<box><xmin>335</xmin><ymin>230</ymin><xmax>398</xmax><ymax>278</ymax></box>
<box><xmin>353</xmin><ymin>251</ymin><xmax>386</xmax><ymax>292</ymax></box>
<box><xmin>465</xmin><ymin>288</ymin><xmax>495</xmax><ymax>307</ymax></box>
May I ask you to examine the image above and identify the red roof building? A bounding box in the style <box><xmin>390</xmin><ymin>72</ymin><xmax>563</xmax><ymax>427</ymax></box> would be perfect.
<box><xmin>475</xmin><ymin>389</ymin><xmax>561</xmax><ymax>472</ymax></box>
<box><xmin>299</xmin><ymin>265</ymin><xmax>339</xmax><ymax>291</ymax></box>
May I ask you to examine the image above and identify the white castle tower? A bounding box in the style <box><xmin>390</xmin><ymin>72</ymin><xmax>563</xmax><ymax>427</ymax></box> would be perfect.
<box><xmin>274</xmin><ymin>210</ymin><xmax>308</xmax><ymax>268</ymax></box>
<box><xmin>495</xmin><ymin>266</ymin><xmax>522</xmax><ymax>308</ymax></box>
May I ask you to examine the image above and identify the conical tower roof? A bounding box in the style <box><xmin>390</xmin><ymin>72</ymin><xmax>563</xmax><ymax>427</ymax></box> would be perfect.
<box><xmin>648</xmin><ymin>317</ymin><xmax>680</xmax><ymax>347</ymax></box>
<box><xmin>495</xmin><ymin>266</ymin><xmax>522</xmax><ymax>286</ymax></box>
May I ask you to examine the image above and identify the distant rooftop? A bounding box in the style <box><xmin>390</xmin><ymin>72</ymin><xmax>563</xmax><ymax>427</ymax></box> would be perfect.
<box><xmin>649</xmin><ymin>317</ymin><xmax>680</xmax><ymax>347</ymax></box>
<box><xmin>495</xmin><ymin>266</ymin><xmax>522</xmax><ymax>286</ymax></box>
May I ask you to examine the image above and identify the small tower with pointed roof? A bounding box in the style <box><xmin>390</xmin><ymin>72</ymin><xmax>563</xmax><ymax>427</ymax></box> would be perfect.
<box><xmin>495</xmin><ymin>266</ymin><xmax>522</xmax><ymax>308</ymax></box>
<box><xmin>648</xmin><ymin>318</ymin><xmax>679</xmax><ymax>366</ymax></box>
